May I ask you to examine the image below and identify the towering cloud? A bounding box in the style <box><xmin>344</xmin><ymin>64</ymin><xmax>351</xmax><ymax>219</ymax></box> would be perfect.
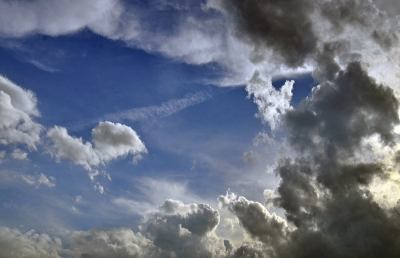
<box><xmin>213</xmin><ymin>1</ymin><xmax>400</xmax><ymax>257</ymax></box>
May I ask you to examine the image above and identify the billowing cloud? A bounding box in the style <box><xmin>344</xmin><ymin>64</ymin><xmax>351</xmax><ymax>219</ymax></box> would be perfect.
<box><xmin>47</xmin><ymin>121</ymin><xmax>147</xmax><ymax>171</ymax></box>
<box><xmin>62</xmin><ymin>200</ymin><xmax>226</xmax><ymax>258</ymax></box>
<box><xmin>246</xmin><ymin>72</ymin><xmax>294</xmax><ymax>130</ymax></box>
<box><xmin>71</xmin><ymin>228</ymin><xmax>160</xmax><ymax>258</ymax></box>
<box><xmin>0</xmin><ymin>227</ymin><xmax>62</xmax><ymax>258</ymax></box>
<box><xmin>0</xmin><ymin>75</ymin><xmax>42</xmax><ymax>149</ymax></box>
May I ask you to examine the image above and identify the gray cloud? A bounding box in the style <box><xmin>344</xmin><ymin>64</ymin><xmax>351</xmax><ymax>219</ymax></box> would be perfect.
<box><xmin>218</xmin><ymin>0</ymin><xmax>317</xmax><ymax>67</ymax></box>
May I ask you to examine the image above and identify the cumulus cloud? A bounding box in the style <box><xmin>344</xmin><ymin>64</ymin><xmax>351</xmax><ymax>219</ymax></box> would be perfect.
<box><xmin>0</xmin><ymin>227</ymin><xmax>62</xmax><ymax>258</ymax></box>
<box><xmin>113</xmin><ymin>178</ymin><xmax>203</xmax><ymax>216</ymax></box>
<box><xmin>246</xmin><ymin>72</ymin><xmax>294</xmax><ymax>130</ymax></box>
<box><xmin>69</xmin><ymin>200</ymin><xmax>226</xmax><ymax>258</ymax></box>
<box><xmin>47</xmin><ymin>121</ymin><xmax>147</xmax><ymax>172</ymax></box>
<box><xmin>219</xmin><ymin>193</ymin><xmax>288</xmax><ymax>250</ymax></box>
<box><xmin>0</xmin><ymin>75</ymin><xmax>42</xmax><ymax>149</ymax></box>
<box><xmin>218</xmin><ymin>64</ymin><xmax>400</xmax><ymax>258</ymax></box>
<box><xmin>71</xmin><ymin>228</ymin><xmax>160</xmax><ymax>258</ymax></box>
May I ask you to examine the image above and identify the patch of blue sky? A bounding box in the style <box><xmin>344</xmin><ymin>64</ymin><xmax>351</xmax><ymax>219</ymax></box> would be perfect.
<box><xmin>0</xmin><ymin>29</ymin><xmax>315</xmax><ymax>233</ymax></box>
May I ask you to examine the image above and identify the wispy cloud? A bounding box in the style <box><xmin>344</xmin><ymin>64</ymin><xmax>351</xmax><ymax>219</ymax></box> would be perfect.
<box><xmin>73</xmin><ymin>90</ymin><xmax>214</xmax><ymax>130</ymax></box>
<box><xmin>0</xmin><ymin>39</ymin><xmax>60</xmax><ymax>73</ymax></box>
<box><xmin>26</xmin><ymin>59</ymin><xmax>59</xmax><ymax>73</ymax></box>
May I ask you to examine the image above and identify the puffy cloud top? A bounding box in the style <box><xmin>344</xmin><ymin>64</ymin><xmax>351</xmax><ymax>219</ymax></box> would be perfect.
<box><xmin>0</xmin><ymin>75</ymin><xmax>42</xmax><ymax>149</ymax></box>
<box><xmin>0</xmin><ymin>227</ymin><xmax>62</xmax><ymax>258</ymax></box>
<box><xmin>47</xmin><ymin>121</ymin><xmax>147</xmax><ymax>171</ymax></box>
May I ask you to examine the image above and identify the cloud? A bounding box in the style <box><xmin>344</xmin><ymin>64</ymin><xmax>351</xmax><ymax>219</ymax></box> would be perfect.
<box><xmin>216</xmin><ymin>0</ymin><xmax>317</xmax><ymax>67</ymax></box>
<box><xmin>0</xmin><ymin>227</ymin><xmax>62</xmax><ymax>258</ymax></box>
<box><xmin>70</xmin><ymin>199</ymin><xmax>226</xmax><ymax>258</ymax></box>
<box><xmin>246</xmin><ymin>72</ymin><xmax>294</xmax><ymax>130</ymax></box>
<box><xmin>73</xmin><ymin>90</ymin><xmax>213</xmax><ymax>130</ymax></box>
<box><xmin>113</xmin><ymin>178</ymin><xmax>203</xmax><ymax>215</ymax></box>
<box><xmin>20</xmin><ymin>173</ymin><xmax>56</xmax><ymax>188</ymax></box>
<box><xmin>0</xmin><ymin>75</ymin><xmax>42</xmax><ymax>149</ymax></box>
<box><xmin>0</xmin><ymin>170</ymin><xmax>56</xmax><ymax>189</ymax></box>
<box><xmin>47</xmin><ymin>126</ymin><xmax>101</xmax><ymax>171</ymax></box>
<box><xmin>217</xmin><ymin>63</ymin><xmax>400</xmax><ymax>258</ymax></box>
<box><xmin>47</xmin><ymin>121</ymin><xmax>147</xmax><ymax>172</ymax></box>
<box><xmin>0</xmin><ymin>0</ymin><xmax>123</xmax><ymax>38</ymax></box>
<box><xmin>71</xmin><ymin>228</ymin><xmax>160</xmax><ymax>258</ymax></box>
<box><xmin>218</xmin><ymin>192</ymin><xmax>287</xmax><ymax>249</ymax></box>
<box><xmin>11</xmin><ymin>148</ymin><xmax>28</xmax><ymax>160</ymax></box>
<box><xmin>1</xmin><ymin>1</ymin><xmax>400</xmax><ymax>257</ymax></box>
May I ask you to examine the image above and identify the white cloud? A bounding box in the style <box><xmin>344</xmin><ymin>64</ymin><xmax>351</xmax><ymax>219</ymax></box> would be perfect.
<box><xmin>20</xmin><ymin>173</ymin><xmax>56</xmax><ymax>188</ymax></box>
<box><xmin>47</xmin><ymin>126</ymin><xmax>100</xmax><ymax>171</ymax></box>
<box><xmin>0</xmin><ymin>170</ymin><xmax>56</xmax><ymax>189</ymax></box>
<box><xmin>71</xmin><ymin>228</ymin><xmax>160</xmax><ymax>258</ymax></box>
<box><xmin>73</xmin><ymin>90</ymin><xmax>214</xmax><ymax>130</ymax></box>
<box><xmin>113</xmin><ymin>178</ymin><xmax>204</xmax><ymax>215</ymax></box>
<box><xmin>0</xmin><ymin>75</ymin><xmax>42</xmax><ymax>149</ymax></box>
<box><xmin>0</xmin><ymin>227</ymin><xmax>62</xmax><ymax>258</ymax></box>
<box><xmin>47</xmin><ymin>121</ymin><xmax>147</xmax><ymax>172</ymax></box>
<box><xmin>92</xmin><ymin>121</ymin><xmax>147</xmax><ymax>162</ymax></box>
<box><xmin>246</xmin><ymin>72</ymin><xmax>294</xmax><ymax>130</ymax></box>
<box><xmin>11</xmin><ymin>148</ymin><xmax>28</xmax><ymax>160</ymax></box>
<box><xmin>0</xmin><ymin>0</ymin><xmax>122</xmax><ymax>38</ymax></box>
<box><xmin>0</xmin><ymin>0</ymin><xmax>305</xmax><ymax>88</ymax></box>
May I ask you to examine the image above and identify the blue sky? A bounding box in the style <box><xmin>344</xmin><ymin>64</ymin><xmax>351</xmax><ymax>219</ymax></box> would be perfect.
<box><xmin>0</xmin><ymin>1</ymin><xmax>399</xmax><ymax>258</ymax></box>
<box><xmin>0</xmin><ymin>27</ymin><xmax>316</xmax><ymax>235</ymax></box>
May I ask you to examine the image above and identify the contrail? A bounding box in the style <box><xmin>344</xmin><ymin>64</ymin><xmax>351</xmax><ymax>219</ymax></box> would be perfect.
<box><xmin>71</xmin><ymin>90</ymin><xmax>214</xmax><ymax>130</ymax></box>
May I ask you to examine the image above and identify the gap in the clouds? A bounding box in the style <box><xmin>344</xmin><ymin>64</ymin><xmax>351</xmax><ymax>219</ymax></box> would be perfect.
<box><xmin>0</xmin><ymin>28</ymin><xmax>318</xmax><ymax>232</ymax></box>
<box><xmin>107</xmin><ymin>86</ymin><xmax>263</xmax><ymax>201</ymax></box>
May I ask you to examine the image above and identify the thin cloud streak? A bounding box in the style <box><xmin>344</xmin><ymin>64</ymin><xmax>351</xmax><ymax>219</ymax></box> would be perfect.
<box><xmin>72</xmin><ymin>90</ymin><xmax>214</xmax><ymax>130</ymax></box>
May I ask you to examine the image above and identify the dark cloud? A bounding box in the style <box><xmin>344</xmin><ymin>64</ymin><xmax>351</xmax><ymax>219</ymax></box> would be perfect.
<box><xmin>285</xmin><ymin>62</ymin><xmax>399</xmax><ymax>153</ymax></box>
<box><xmin>220</xmin><ymin>0</ymin><xmax>317</xmax><ymax>67</ymax></box>
<box><xmin>218</xmin><ymin>60</ymin><xmax>400</xmax><ymax>258</ymax></box>
<box><xmin>269</xmin><ymin>63</ymin><xmax>400</xmax><ymax>257</ymax></box>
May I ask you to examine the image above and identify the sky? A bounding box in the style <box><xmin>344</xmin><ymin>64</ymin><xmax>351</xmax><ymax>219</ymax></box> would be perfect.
<box><xmin>0</xmin><ymin>1</ymin><xmax>400</xmax><ymax>258</ymax></box>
